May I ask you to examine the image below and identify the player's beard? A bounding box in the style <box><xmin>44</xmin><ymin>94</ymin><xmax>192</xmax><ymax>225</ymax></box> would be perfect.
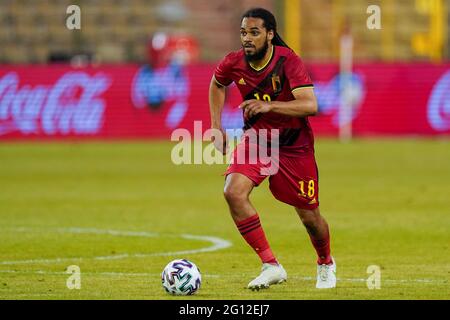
<box><xmin>244</xmin><ymin>40</ymin><xmax>269</xmax><ymax>63</ymax></box>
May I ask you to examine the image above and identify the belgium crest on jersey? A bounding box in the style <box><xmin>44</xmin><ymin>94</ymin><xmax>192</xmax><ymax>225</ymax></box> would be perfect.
<box><xmin>271</xmin><ymin>74</ymin><xmax>282</xmax><ymax>94</ymax></box>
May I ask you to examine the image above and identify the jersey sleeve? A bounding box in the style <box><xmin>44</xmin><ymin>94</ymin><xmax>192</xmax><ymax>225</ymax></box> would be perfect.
<box><xmin>214</xmin><ymin>53</ymin><xmax>234</xmax><ymax>87</ymax></box>
<box><xmin>284</xmin><ymin>52</ymin><xmax>314</xmax><ymax>93</ymax></box>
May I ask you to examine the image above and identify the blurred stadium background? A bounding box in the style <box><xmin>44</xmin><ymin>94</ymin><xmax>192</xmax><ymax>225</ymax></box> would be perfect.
<box><xmin>0</xmin><ymin>0</ymin><xmax>448</xmax><ymax>63</ymax></box>
<box><xmin>0</xmin><ymin>0</ymin><xmax>449</xmax><ymax>300</ymax></box>
<box><xmin>0</xmin><ymin>0</ymin><xmax>449</xmax><ymax>138</ymax></box>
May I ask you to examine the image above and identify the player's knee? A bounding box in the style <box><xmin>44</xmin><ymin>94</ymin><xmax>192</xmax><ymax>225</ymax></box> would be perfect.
<box><xmin>300</xmin><ymin>215</ymin><xmax>315</xmax><ymax>228</ymax></box>
<box><xmin>297</xmin><ymin>208</ymin><xmax>321</xmax><ymax>228</ymax></box>
<box><xmin>223</xmin><ymin>187</ymin><xmax>247</xmax><ymax>205</ymax></box>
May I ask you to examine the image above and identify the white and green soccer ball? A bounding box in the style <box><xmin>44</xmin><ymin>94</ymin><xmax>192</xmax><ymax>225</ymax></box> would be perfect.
<box><xmin>161</xmin><ymin>259</ymin><xmax>202</xmax><ymax>295</ymax></box>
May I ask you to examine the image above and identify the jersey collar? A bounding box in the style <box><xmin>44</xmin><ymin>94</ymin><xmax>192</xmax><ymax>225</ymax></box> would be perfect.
<box><xmin>248</xmin><ymin>45</ymin><xmax>275</xmax><ymax>72</ymax></box>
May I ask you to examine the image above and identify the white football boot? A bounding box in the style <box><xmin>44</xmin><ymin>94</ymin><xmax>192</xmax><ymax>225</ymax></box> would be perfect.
<box><xmin>316</xmin><ymin>257</ymin><xmax>337</xmax><ymax>289</ymax></box>
<box><xmin>247</xmin><ymin>263</ymin><xmax>287</xmax><ymax>290</ymax></box>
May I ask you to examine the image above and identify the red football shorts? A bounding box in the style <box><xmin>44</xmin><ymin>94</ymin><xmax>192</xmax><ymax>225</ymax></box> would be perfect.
<box><xmin>224</xmin><ymin>137</ymin><xmax>319</xmax><ymax>210</ymax></box>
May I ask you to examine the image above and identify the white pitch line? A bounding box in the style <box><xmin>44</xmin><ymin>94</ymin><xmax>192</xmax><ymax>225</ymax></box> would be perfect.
<box><xmin>288</xmin><ymin>276</ymin><xmax>448</xmax><ymax>284</ymax></box>
<box><xmin>0</xmin><ymin>227</ymin><xmax>232</xmax><ymax>265</ymax></box>
<box><xmin>5</xmin><ymin>293</ymin><xmax>60</xmax><ymax>298</ymax></box>
<box><xmin>0</xmin><ymin>269</ymin><xmax>221</xmax><ymax>278</ymax></box>
<box><xmin>1</xmin><ymin>227</ymin><xmax>447</xmax><ymax>286</ymax></box>
<box><xmin>0</xmin><ymin>270</ymin><xmax>446</xmax><ymax>285</ymax></box>
<box><xmin>9</xmin><ymin>227</ymin><xmax>160</xmax><ymax>238</ymax></box>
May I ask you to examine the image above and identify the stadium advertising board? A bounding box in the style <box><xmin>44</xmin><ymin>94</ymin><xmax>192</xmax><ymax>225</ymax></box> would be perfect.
<box><xmin>0</xmin><ymin>63</ymin><xmax>449</xmax><ymax>139</ymax></box>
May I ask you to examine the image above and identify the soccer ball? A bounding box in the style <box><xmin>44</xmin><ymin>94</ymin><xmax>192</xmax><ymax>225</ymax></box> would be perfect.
<box><xmin>161</xmin><ymin>259</ymin><xmax>202</xmax><ymax>295</ymax></box>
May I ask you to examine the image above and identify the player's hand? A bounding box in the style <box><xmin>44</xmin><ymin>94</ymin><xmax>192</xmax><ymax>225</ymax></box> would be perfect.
<box><xmin>239</xmin><ymin>99</ymin><xmax>272</xmax><ymax>119</ymax></box>
<box><xmin>210</xmin><ymin>127</ymin><xmax>228</xmax><ymax>155</ymax></box>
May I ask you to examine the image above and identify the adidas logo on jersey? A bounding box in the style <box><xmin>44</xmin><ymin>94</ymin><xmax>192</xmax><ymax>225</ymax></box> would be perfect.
<box><xmin>238</xmin><ymin>78</ymin><xmax>247</xmax><ymax>85</ymax></box>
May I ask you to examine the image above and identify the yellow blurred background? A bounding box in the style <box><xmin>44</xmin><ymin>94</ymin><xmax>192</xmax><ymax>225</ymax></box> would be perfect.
<box><xmin>0</xmin><ymin>0</ymin><xmax>447</xmax><ymax>64</ymax></box>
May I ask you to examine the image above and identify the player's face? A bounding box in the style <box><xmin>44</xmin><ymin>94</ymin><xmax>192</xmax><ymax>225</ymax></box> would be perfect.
<box><xmin>240</xmin><ymin>17</ymin><xmax>273</xmax><ymax>62</ymax></box>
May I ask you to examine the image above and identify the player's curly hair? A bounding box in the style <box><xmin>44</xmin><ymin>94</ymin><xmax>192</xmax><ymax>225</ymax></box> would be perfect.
<box><xmin>241</xmin><ymin>8</ymin><xmax>290</xmax><ymax>48</ymax></box>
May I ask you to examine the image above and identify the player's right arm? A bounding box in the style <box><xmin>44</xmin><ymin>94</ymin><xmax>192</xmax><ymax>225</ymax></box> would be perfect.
<box><xmin>209</xmin><ymin>75</ymin><xmax>226</xmax><ymax>130</ymax></box>
<box><xmin>209</xmin><ymin>54</ymin><xmax>234</xmax><ymax>155</ymax></box>
<box><xmin>208</xmin><ymin>75</ymin><xmax>228</xmax><ymax>155</ymax></box>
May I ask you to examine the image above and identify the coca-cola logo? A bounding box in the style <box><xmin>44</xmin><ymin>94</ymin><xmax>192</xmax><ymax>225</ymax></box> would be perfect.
<box><xmin>427</xmin><ymin>70</ymin><xmax>450</xmax><ymax>131</ymax></box>
<box><xmin>131</xmin><ymin>64</ymin><xmax>190</xmax><ymax>129</ymax></box>
<box><xmin>314</xmin><ymin>73</ymin><xmax>366</xmax><ymax>126</ymax></box>
<box><xmin>0</xmin><ymin>71</ymin><xmax>111</xmax><ymax>136</ymax></box>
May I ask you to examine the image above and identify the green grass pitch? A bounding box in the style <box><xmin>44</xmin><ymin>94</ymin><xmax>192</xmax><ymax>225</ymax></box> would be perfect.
<box><xmin>0</xmin><ymin>138</ymin><xmax>449</xmax><ymax>300</ymax></box>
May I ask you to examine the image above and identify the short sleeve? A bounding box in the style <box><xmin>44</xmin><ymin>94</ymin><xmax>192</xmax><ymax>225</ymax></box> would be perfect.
<box><xmin>284</xmin><ymin>52</ymin><xmax>314</xmax><ymax>93</ymax></box>
<box><xmin>214</xmin><ymin>54</ymin><xmax>234</xmax><ymax>87</ymax></box>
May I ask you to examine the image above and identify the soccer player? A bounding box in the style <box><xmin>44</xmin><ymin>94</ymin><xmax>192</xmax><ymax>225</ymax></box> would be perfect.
<box><xmin>208</xmin><ymin>8</ymin><xmax>336</xmax><ymax>290</ymax></box>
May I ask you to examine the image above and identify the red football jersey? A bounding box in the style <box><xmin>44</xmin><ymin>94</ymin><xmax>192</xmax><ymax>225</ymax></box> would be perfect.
<box><xmin>214</xmin><ymin>45</ymin><xmax>315</xmax><ymax>154</ymax></box>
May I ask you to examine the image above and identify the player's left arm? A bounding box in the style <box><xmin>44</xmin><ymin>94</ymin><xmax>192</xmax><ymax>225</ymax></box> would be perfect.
<box><xmin>239</xmin><ymin>87</ymin><xmax>318</xmax><ymax>118</ymax></box>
